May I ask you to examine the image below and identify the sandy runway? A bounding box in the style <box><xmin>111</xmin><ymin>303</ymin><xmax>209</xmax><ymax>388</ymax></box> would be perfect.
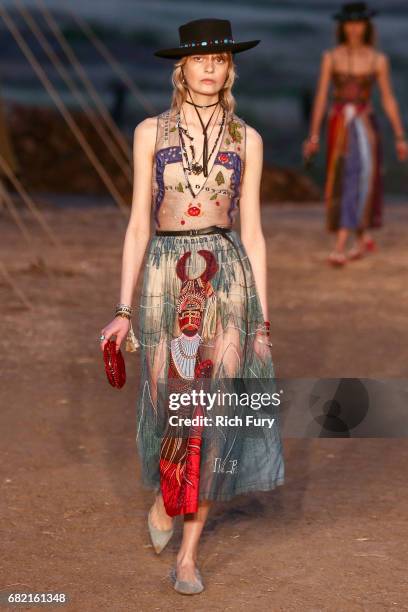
<box><xmin>1</xmin><ymin>200</ymin><xmax>407</xmax><ymax>611</ymax></box>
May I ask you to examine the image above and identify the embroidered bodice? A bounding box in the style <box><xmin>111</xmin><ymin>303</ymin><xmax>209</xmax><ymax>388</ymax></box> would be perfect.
<box><xmin>330</xmin><ymin>49</ymin><xmax>377</xmax><ymax>105</ymax></box>
<box><xmin>332</xmin><ymin>71</ymin><xmax>375</xmax><ymax>104</ymax></box>
<box><xmin>151</xmin><ymin>107</ymin><xmax>246</xmax><ymax>230</ymax></box>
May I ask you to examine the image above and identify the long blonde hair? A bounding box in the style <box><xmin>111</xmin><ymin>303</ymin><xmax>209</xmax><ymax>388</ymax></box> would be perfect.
<box><xmin>170</xmin><ymin>53</ymin><xmax>237</xmax><ymax>115</ymax></box>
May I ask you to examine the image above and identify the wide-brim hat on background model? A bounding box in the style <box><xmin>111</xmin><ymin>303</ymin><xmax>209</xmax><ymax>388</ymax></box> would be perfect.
<box><xmin>333</xmin><ymin>2</ymin><xmax>378</xmax><ymax>21</ymax></box>
<box><xmin>154</xmin><ymin>18</ymin><xmax>260</xmax><ymax>59</ymax></box>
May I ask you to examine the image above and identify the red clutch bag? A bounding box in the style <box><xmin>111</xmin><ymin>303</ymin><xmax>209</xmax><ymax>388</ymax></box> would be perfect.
<box><xmin>103</xmin><ymin>339</ymin><xmax>126</xmax><ymax>388</ymax></box>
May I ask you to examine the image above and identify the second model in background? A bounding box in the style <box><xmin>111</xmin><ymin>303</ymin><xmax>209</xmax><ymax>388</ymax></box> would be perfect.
<box><xmin>303</xmin><ymin>2</ymin><xmax>408</xmax><ymax>267</ymax></box>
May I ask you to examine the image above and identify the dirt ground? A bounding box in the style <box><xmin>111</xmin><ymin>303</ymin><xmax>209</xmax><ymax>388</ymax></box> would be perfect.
<box><xmin>1</xmin><ymin>200</ymin><xmax>408</xmax><ymax>612</ymax></box>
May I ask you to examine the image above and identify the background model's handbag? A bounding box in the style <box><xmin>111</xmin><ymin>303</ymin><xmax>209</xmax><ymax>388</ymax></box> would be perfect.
<box><xmin>103</xmin><ymin>339</ymin><xmax>126</xmax><ymax>388</ymax></box>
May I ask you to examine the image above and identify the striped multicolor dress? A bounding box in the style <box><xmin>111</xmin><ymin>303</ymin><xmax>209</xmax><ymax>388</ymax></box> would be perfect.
<box><xmin>134</xmin><ymin>107</ymin><xmax>285</xmax><ymax>517</ymax></box>
<box><xmin>325</xmin><ymin>51</ymin><xmax>383</xmax><ymax>232</ymax></box>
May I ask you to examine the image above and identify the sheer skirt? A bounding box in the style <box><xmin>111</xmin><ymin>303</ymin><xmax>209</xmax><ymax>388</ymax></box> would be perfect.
<box><xmin>135</xmin><ymin>230</ymin><xmax>285</xmax><ymax>515</ymax></box>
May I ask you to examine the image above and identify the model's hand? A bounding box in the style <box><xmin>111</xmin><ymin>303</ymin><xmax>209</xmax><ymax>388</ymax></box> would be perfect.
<box><xmin>99</xmin><ymin>316</ymin><xmax>130</xmax><ymax>353</ymax></box>
<box><xmin>303</xmin><ymin>138</ymin><xmax>319</xmax><ymax>160</ymax></box>
<box><xmin>396</xmin><ymin>139</ymin><xmax>408</xmax><ymax>162</ymax></box>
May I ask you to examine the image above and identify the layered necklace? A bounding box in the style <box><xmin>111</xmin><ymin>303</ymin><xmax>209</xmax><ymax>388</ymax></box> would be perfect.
<box><xmin>180</xmin><ymin>104</ymin><xmax>222</xmax><ymax>174</ymax></box>
<box><xmin>176</xmin><ymin>87</ymin><xmax>226</xmax><ymax>196</ymax></box>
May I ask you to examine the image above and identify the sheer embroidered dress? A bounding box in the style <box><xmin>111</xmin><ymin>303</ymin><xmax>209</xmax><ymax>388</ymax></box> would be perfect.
<box><xmin>135</xmin><ymin>108</ymin><xmax>285</xmax><ymax>517</ymax></box>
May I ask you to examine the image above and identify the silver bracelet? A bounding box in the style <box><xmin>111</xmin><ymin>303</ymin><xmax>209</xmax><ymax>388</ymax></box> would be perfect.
<box><xmin>115</xmin><ymin>303</ymin><xmax>133</xmax><ymax>317</ymax></box>
<box><xmin>116</xmin><ymin>302</ymin><xmax>132</xmax><ymax>311</ymax></box>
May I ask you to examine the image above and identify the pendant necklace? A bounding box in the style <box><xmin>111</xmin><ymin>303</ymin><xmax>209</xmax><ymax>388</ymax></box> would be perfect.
<box><xmin>178</xmin><ymin>101</ymin><xmax>219</xmax><ymax>176</ymax></box>
<box><xmin>189</xmin><ymin>88</ymin><xmax>217</xmax><ymax>177</ymax></box>
<box><xmin>178</xmin><ymin>106</ymin><xmax>226</xmax><ymax>197</ymax></box>
<box><xmin>181</xmin><ymin>103</ymin><xmax>221</xmax><ymax>173</ymax></box>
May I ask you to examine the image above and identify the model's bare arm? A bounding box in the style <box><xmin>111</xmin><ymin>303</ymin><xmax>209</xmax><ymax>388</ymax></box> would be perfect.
<box><xmin>119</xmin><ymin>118</ymin><xmax>156</xmax><ymax>305</ymax></box>
<box><xmin>303</xmin><ymin>50</ymin><xmax>332</xmax><ymax>158</ymax></box>
<box><xmin>376</xmin><ymin>53</ymin><xmax>408</xmax><ymax>161</ymax></box>
<box><xmin>239</xmin><ymin>125</ymin><xmax>269</xmax><ymax>324</ymax></box>
<box><xmin>100</xmin><ymin>117</ymin><xmax>156</xmax><ymax>350</ymax></box>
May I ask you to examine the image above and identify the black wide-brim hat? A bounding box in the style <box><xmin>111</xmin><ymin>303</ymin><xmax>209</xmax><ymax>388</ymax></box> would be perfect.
<box><xmin>333</xmin><ymin>2</ymin><xmax>378</xmax><ymax>21</ymax></box>
<box><xmin>154</xmin><ymin>18</ymin><xmax>260</xmax><ymax>59</ymax></box>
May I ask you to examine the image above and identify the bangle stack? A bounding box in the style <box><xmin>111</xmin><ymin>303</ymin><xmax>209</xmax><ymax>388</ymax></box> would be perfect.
<box><xmin>115</xmin><ymin>303</ymin><xmax>132</xmax><ymax>319</ymax></box>
<box><xmin>115</xmin><ymin>303</ymin><xmax>140</xmax><ymax>352</ymax></box>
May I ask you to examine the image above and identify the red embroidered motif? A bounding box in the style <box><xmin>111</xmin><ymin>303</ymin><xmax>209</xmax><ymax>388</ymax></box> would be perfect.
<box><xmin>218</xmin><ymin>153</ymin><xmax>229</xmax><ymax>163</ymax></box>
<box><xmin>187</xmin><ymin>203</ymin><xmax>201</xmax><ymax>216</ymax></box>
<box><xmin>159</xmin><ymin>250</ymin><xmax>218</xmax><ymax>517</ymax></box>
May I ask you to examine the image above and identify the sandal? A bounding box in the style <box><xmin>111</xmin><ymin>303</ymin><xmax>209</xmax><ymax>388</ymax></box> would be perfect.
<box><xmin>327</xmin><ymin>251</ymin><xmax>347</xmax><ymax>267</ymax></box>
<box><xmin>347</xmin><ymin>246</ymin><xmax>365</xmax><ymax>261</ymax></box>
<box><xmin>148</xmin><ymin>505</ymin><xmax>174</xmax><ymax>554</ymax></box>
<box><xmin>170</xmin><ymin>565</ymin><xmax>204</xmax><ymax>595</ymax></box>
<box><xmin>363</xmin><ymin>237</ymin><xmax>377</xmax><ymax>252</ymax></box>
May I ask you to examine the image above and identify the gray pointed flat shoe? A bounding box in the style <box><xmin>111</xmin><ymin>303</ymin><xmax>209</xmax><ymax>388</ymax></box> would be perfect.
<box><xmin>170</xmin><ymin>565</ymin><xmax>204</xmax><ymax>595</ymax></box>
<box><xmin>147</xmin><ymin>507</ymin><xmax>174</xmax><ymax>554</ymax></box>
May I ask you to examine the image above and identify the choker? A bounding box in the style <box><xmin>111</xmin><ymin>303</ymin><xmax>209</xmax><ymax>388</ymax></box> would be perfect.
<box><xmin>185</xmin><ymin>100</ymin><xmax>219</xmax><ymax>109</ymax></box>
